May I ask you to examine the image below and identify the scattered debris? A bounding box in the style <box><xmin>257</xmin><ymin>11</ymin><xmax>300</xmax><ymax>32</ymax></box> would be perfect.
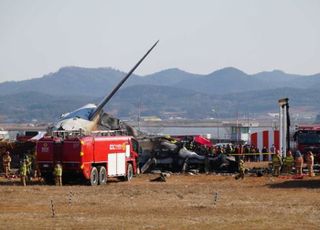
<box><xmin>150</xmin><ymin>173</ymin><xmax>167</xmax><ymax>182</ymax></box>
<box><xmin>140</xmin><ymin>135</ymin><xmax>238</xmax><ymax>174</ymax></box>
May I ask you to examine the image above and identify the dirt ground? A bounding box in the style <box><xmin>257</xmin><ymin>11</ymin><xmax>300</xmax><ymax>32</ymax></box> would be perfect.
<box><xmin>0</xmin><ymin>167</ymin><xmax>320</xmax><ymax>230</ymax></box>
<box><xmin>0</xmin><ymin>174</ymin><xmax>320</xmax><ymax>229</ymax></box>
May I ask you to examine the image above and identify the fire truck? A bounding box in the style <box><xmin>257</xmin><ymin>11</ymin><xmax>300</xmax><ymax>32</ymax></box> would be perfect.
<box><xmin>293</xmin><ymin>124</ymin><xmax>320</xmax><ymax>163</ymax></box>
<box><xmin>36</xmin><ymin>131</ymin><xmax>139</xmax><ymax>185</ymax></box>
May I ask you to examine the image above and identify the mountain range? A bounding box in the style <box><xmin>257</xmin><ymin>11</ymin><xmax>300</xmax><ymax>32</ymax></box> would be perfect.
<box><xmin>0</xmin><ymin>66</ymin><xmax>319</xmax><ymax>122</ymax></box>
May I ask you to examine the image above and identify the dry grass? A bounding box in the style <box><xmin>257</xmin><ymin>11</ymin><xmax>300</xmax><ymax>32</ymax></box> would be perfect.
<box><xmin>0</xmin><ymin>174</ymin><xmax>320</xmax><ymax>229</ymax></box>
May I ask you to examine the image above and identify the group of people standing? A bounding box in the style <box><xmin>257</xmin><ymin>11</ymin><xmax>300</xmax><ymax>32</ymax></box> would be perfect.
<box><xmin>272</xmin><ymin>149</ymin><xmax>315</xmax><ymax>177</ymax></box>
<box><xmin>1</xmin><ymin>150</ymin><xmax>62</xmax><ymax>186</ymax></box>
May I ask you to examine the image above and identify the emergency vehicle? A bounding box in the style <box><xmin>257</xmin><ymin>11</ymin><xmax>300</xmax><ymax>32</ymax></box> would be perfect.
<box><xmin>36</xmin><ymin>131</ymin><xmax>139</xmax><ymax>185</ymax></box>
<box><xmin>293</xmin><ymin>124</ymin><xmax>320</xmax><ymax>163</ymax></box>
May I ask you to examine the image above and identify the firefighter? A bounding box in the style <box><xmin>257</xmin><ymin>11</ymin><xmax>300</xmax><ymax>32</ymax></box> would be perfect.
<box><xmin>272</xmin><ymin>150</ymin><xmax>282</xmax><ymax>176</ymax></box>
<box><xmin>24</xmin><ymin>154</ymin><xmax>32</xmax><ymax>178</ymax></box>
<box><xmin>270</xmin><ymin>144</ymin><xmax>276</xmax><ymax>161</ymax></box>
<box><xmin>33</xmin><ymin>150</ymin><xmax>41</xmax><ymax>178</ymax></box>
<box><xmin>2</xmin><ymin>151</ymin><xmax>11</xmax><ymax>177</ymax></box>
<box><xmin>306</xmin><ymin>151</ymin><xmax>315</xmax><ymax>177</ymax></box>
<box><xmin>283</xmin><ymin>150</ymin><xmax>294</xmax><ymax>174</ymax></box>
<box><xmin>20</xmin><ymin>160</ymin><xmax>27</xmax><ymax>186</ymax></box>
<box><xmin>53</xmin><ymin>163</ymin><xmax>63</xmax><ymax>186</ymax></box>
<box><xmin>294</xmin><ymin>150</ymin><xmax>304</xmax><ymax>175</ymax></box>
<box><xmin>164</xmin><ymin>135</ymin><xmax>177</xmax><ymax>144</ymax></box>
<box><xmin>235</xmin><ymin>159</ymin><xmax>245</xmax><ymax>180</ymax></box>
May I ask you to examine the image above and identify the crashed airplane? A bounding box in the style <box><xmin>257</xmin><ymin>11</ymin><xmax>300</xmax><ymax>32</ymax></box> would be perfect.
<box><xmin>50</xmin><ymin>40</ymin><xmax>159</xmax><ymax>136</ymax></box>
<box><xmin>44</xmin><ymin>40</ymin><xmax>237</xmax><ymax>174</ymax></box>
<box><xmin>140</xmin><ymin>135</ymin><xmax>238</xmax><ymax>174</ymax></box>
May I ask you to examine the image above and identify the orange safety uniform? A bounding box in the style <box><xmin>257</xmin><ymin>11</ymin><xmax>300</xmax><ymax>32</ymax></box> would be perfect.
<box><xmin>306</xmin><ymin>152</ymin><xmax>315</xmax><ymax>177</ymax></box>
<box><xmin>295</xmin><ymin>151</ymin><xmax>304</xmax><ymax>175</ymax></box>
<box><xmin>2</xmin><ymin>153</ymin><xmax>11</xmax><ymax>177</ymax></box>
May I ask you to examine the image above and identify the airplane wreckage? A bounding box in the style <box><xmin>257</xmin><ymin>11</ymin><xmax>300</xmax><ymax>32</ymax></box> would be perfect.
<box><xmin>43</xmin><ymin>40</ymin><xmax>238</xmax><ymax>174</ymax></box>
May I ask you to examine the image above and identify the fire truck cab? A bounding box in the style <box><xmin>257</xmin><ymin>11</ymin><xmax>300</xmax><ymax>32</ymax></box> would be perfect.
<box><xmin>36</xmin><ymin>131</ymin><xmax>139</xmax><ymax>185</ymax></box>
<box><xmin>293</xmin><ymin>124</ymin><xmax>320</xmax><ymax>163</ymax></box>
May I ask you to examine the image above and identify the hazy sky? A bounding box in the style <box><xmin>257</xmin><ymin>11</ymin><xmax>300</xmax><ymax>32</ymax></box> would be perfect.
<box><xmin>0</xmin><ymin>0</ymin><xmax>319</xmax><ymax>83</ymax></box>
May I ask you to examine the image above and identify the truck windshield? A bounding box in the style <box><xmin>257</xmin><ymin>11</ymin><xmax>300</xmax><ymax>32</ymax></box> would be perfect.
<box><xmin>132</xmin><ymin>139</ymin><xmax>139</xmax><ymax>153</ymax></box>
<box><xmin>297</xmin><ymin>131</ymin><xmax>320</xmax><ymax>144</ymax></box>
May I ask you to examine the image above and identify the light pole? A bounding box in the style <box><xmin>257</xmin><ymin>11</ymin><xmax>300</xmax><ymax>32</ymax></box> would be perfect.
<box><xmin>278</xmin><ymin>98</ymin><xmax>290</xmax><ymax>157</ymax></box>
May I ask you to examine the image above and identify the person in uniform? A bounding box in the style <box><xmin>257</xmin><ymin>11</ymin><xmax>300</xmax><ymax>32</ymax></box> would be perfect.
<box><xmin>262</xmin><ymin>146</ymin><xmax>268</xmax><ymax>161</ymax></box>
<box><xmin>53</xmin><ymin>163</ymin><xmax>63</xmax><ymax>186</ymax></box>
<box><xmin>2</xmin><ymin>151</ymin><xmax>11</xmax><ymax>177</ymax></box>
<box><xmin>269</xmin><ymin>144</ymin><xmax>276</xmax><ymax>161</ymax></box>
<box><xmin>24</xmin><ymin>155</ymin><xmax>32</xmax><ymax>179</ymax></box>
<box><xmin>235</xmin><ymin>159</ymin><xmax>245</xmax><ymax>180</ymax></box>
<box><xmin>306</xmin><ymin>151</ymin><xmax>315</xmax><ymax>177</ymax></box>
<box><xmin>272</xmin><ymin>150</ymin><xmax>282</xmax><ymax>176</ymax></box>
<box><xmin>283</xmin><ymin>150</ymin><xmax>294</xmax><ymax>174</ymax></box>
<box><xmin>294</xmin><ymin>150</ymin><xmax>304</xmax><ymax>175</ymax></box>
<box><xmin>20</xmin><ymin>160</ymin><xmax>27</xmax><ymax>186</ymax></box>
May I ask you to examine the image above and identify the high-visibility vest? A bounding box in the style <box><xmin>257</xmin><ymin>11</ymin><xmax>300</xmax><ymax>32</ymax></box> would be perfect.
<box><xmin>272</xmin><ymin>155</ymin><xmax>282</xmax><ymax>166</ymax></box>
<box><xmin>20</xmin><ymin>163</ymin><xmax>27</xmax><ymax>176</ymax></box>
<box><xmin>284</xmin><ymin>156</ymin><xmax>294</xmax><ymax>166</ymax></box>
<box><xmin>54</xmin><ymin>165</ymin><xmax>62</xmax><ymax>176</ymax></box>
<box><xmin>239</xmin><ymin>161</ymin><xmax>245</xmax><ymax>172</ymax></box>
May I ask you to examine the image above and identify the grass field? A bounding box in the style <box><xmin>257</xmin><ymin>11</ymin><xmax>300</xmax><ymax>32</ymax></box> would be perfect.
<box><xmin>0</xmin><ymin>172</ymin><xmax>320</xmax><ymax>229</ymax></box>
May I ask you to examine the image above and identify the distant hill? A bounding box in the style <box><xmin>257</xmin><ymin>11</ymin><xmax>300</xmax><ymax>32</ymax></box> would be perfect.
<box><xmin>0</xmin><ymin>91</ymin><xmax>96</xmax><ymax>122</ymax></box>
<box><xmin>0</xmin><ymin>66</ymin><xmax>319</xmax><ymax>122</ymax></box>
<box><xmin>109</xmin><ymin>85</ymin><xmax>320</xmax><ymax>118</ymax></box>
<box><xmin>140</xmin><ymin>68</ymin><xmax>201</xmax><ymax>86</ymax></box>
<box><xmin>1</xmin><ymin>86</ymin><xmax>319</xmax><ymax>123</ymax></box>
<box><xmin>1</xmin><ymin>66</ymin><xmax>320</xmax><ymax>97</ymax></box>
<box><xmin>175</xmin><ymin>67</ymin><xmax>259</xmax><ymax>94</ymax></box>
<box><xmin>253</xmin><ymin>70</ymin><xmax>320</xmax><ymax>89</ymax></box>
<box><xmin>0</xmin><ymin>67</ymin><xmax>137</xmax><ymax>97</ymax></box>
<box><xmin>108</xmin><ymin>85</ymin><xmax>217</xmax><ymax>119</ymax></box>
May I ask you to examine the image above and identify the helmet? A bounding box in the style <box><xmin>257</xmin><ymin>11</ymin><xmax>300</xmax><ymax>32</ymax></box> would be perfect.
<box><xmin>295</xmin><ymin>150</ymin><xmax>302</xmax><ymax>158</ymax></box>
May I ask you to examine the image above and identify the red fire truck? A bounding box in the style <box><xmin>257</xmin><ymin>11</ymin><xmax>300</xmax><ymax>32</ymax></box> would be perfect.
<box><xmin>36</xmin><ymin>131</ymin><xmax>139</xmax><ymax>185</ymax></box>
<box><xmin>293</xmin><ymin>124</ymin><xmax>320</xmax><ymax>163</ymax></box>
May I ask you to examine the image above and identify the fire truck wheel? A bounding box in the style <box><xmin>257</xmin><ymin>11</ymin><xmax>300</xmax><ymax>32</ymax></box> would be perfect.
<box><xmin>90</xmin><ymin>167</ymin><xmax>99</xmax><ymax>186</ymax></box>
<box><xmin>125</xmin><ymin>163</ymin><xmax>133</xmax><ymax>181</ymax></box>
<box><xmin>98</xmin><ymin>166</ymin><xmax>107</xmax><ymax>185</ymax></box>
